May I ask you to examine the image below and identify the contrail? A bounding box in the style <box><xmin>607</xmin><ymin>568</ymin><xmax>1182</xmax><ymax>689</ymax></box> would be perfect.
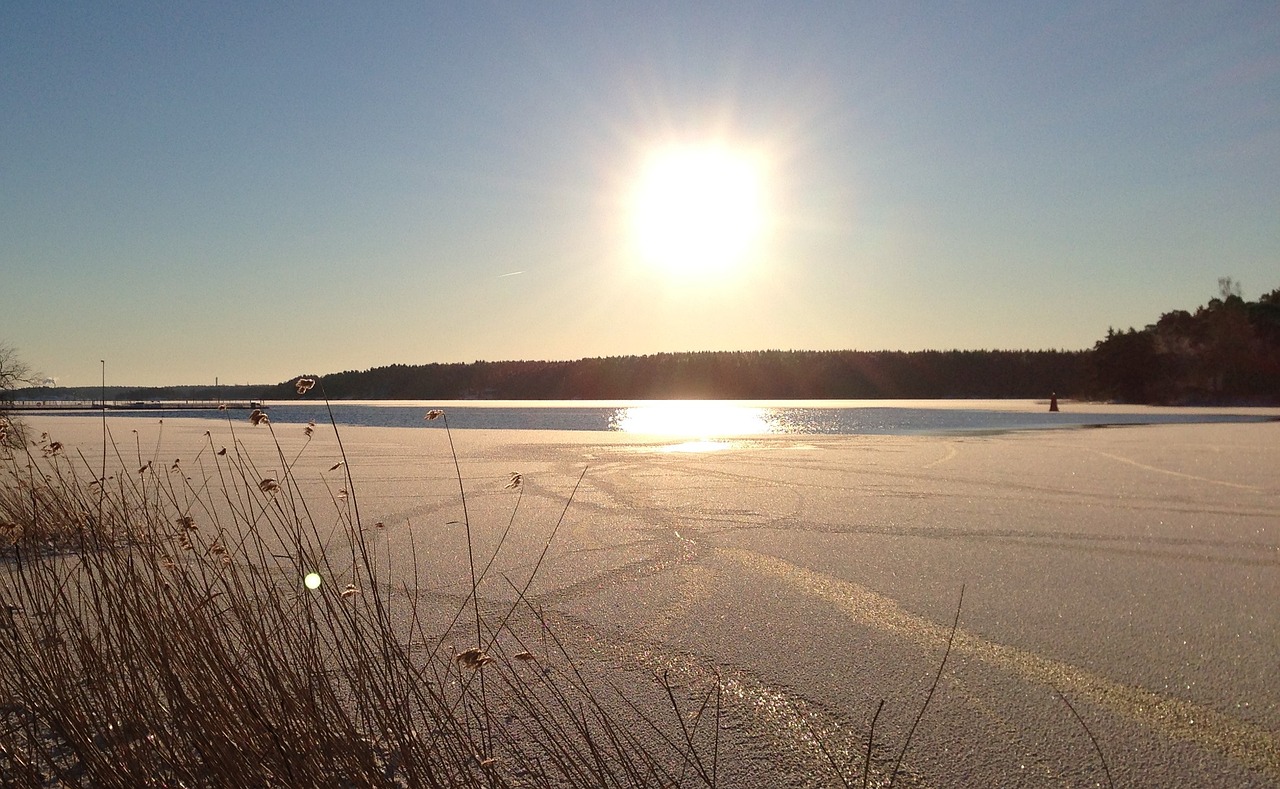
<box><xmin>498</xmin><ymin>271</ymin><xmax>525</xmax><ymax>278</ymax></box>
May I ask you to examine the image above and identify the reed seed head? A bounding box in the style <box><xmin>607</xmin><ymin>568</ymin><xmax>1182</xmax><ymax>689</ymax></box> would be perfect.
<box><xmin>249</xmin><ymin>409</ymin><xmax>269</xmax><ymax>426</ymax></box>
<box><xmin>294</xmin><ymin>377</ymin><xmax>316</xmax><ymax>395</ymax></box>
<box><xmin>424</xmin><ymin>409</ymin><xmax>444</xmax><ymax>421</ymax></box>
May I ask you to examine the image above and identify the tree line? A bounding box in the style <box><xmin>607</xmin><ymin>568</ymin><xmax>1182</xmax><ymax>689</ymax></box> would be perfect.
<box><xmin>5</xmin><ymin>283</ymin><xmax>1278</xmax><ymax>406</ymax></box>
<box><xmin>267</xmin><ymin>349</ymin><xmax>1089</xmax><ymax>401</ymax></box>
<box><xmin>1091</xmin><ymin>280</ymin><xmax>1280</xmax><ymax>404</ymax></box>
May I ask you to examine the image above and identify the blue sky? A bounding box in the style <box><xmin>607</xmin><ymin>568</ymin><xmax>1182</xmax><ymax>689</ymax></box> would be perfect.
<box><xmin>3</xmin><ymin>2</ymin><xmax>1277</xmax><ymax>387</ymax></box>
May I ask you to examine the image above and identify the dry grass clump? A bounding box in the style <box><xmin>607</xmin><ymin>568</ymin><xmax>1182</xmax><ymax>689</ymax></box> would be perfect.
<box><xmin>0</xmin><ymin>403</ymin><xmax>708</xmax><ymax>787</ymax></box>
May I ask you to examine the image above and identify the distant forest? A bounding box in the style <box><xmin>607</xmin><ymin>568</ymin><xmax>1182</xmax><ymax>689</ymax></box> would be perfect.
<box><xmin>11</xmin><ymin>284</ymin><xmax>1279</xmax><ymax>405</ymax></box>
<box><xmin>258</xmin><ymin>283</ymin><xmax>1278</xmax><ymax>404</ymax></box>
<box><xmin>265</xmin><ymin>350</ymin><xmax>1087</xmax><ymax>401</ymax></box>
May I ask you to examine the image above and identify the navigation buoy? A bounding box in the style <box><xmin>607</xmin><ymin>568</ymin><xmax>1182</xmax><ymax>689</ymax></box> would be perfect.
<box><xmin>1049</xmin><ymin>393</ymin><xmax>1059</xmax><ymax>412</ymax></box>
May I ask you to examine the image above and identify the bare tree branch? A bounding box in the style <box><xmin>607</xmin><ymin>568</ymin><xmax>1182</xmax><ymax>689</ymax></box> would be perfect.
<box><xmin>0</xmin><ymin>342</ymin><xmax>37</xmax><ymax>394</ymax></box>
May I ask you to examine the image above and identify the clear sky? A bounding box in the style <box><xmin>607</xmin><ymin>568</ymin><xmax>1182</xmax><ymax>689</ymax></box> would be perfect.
<box><xmin>3</xmin><ymin>2</ymin><xmax>1277</xmax><ymax>387</ymax></box>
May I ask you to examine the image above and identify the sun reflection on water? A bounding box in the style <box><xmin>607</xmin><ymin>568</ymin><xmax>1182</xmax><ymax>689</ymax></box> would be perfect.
<box><xmin>610</xmin><ymin>403</ymin><xmax>776</xmax><ymax>441</ymax></box>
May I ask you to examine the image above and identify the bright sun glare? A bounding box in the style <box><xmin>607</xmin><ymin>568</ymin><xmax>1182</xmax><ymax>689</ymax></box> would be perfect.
<box><xmin>631</xmin><ymin>144</ymin><xmax>766</xmax><ymax>275</ymax></box>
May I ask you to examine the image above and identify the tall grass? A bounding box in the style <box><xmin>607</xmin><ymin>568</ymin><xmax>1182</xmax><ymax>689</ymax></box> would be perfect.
<box><xmin>0</xmin><ymin>396</ymin><xmax>713</xmax><ymax>787</ymax></box>
<box><xmin>0</xmin><ymin>390</ymin><xmax>1112</xmax><ymax>788</ymax></box>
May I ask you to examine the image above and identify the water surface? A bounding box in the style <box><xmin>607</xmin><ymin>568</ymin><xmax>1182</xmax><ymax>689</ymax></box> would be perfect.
<box><xmin>67</xmin><ymin>399</ymin><xmax>1278</xmax><ymax>438</ymax></box>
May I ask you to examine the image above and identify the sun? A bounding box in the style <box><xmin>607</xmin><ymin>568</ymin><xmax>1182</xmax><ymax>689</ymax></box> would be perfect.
<box><xmin>630</xmin><ymin>144</ymin><xmax>767</xmax><ymax>275</ymax></box>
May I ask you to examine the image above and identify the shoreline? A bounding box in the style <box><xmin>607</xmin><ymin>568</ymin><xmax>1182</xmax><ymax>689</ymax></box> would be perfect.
<box><xmin>10</xmin><ymin>400</ymin><xmax>1280</xmax><ymax>443</ymax></box>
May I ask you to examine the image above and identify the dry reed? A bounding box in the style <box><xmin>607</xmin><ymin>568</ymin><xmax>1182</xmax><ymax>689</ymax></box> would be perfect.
<box><xmin>0</xmin><ymin>385</ymin><xmax>1109</xmax><ymax>788</ymax></box>
<box><xmin>0</xmin><ymin>394</ymin><xmax>714</xmax><ymax>787</ymax></box>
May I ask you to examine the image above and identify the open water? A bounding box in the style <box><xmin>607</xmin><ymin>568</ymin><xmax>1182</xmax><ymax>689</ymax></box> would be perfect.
<box><xmin>67</xmin><ymin>400</ymin><xmax>1279</xmax><ymax>437</ymax></box>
